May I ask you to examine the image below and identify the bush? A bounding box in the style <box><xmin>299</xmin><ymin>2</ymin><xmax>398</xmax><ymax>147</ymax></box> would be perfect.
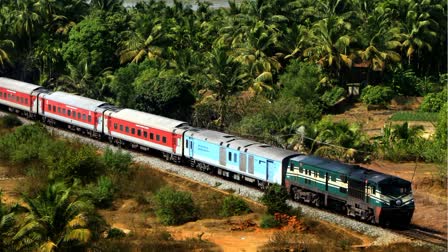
<box><xmin>419</xmin><ymin>89</ymin><xmax>447</xmax><ymax>112</ymax></box>
<box><xmin>103</xmin><ymin>148</ymin><xmax>132</xmax><ymax>174</ymax></box>
<box><xmin>321</xmin><ymin>86</ymin><xmax>346</xmax><ymax>107</ymax></box>
<box><xmin>0</xmin><ymin>114</ymin><xmax>22</xmax><ymax>129</ymax></box>
<box><xmin>84</xmin><ymin>176</ymin><xmax>115</xmax><ymax>208</ymax></box>
<box><xmin>153</xmin><ymin>187</ymin><xmax>198</xmax><ymax>225</ymax></box>
<box><xmin>220</xmin><ymin>195</ymin><xmax>251</xmax><ymax>217</ymax></box>
<box><xmin>260</xmin><ymin>184</ymin><xmax>291</xmax><ymax>215</ymax></box>
<box><xmin>361</xmin><ymin>85</ymin><xmax>394</xmax><ymax>105</ymax></box>
<box><xmin>260</xmin><ymin>214</ymin><xmax>281</xmax><ymax>228</ymax></box>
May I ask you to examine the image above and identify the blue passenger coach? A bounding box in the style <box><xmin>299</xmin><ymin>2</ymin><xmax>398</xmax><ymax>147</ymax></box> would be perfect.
<box><xmin>183</xmin><ymin>128</ymin><xmax>299</xmax><ymax>187</ymax></box>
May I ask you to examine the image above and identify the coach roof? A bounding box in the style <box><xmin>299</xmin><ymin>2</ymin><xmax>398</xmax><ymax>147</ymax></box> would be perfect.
<box><xmin>290</xmin><ymin>155</ymin><xmax>356</xmax><ymax>174</ymax></box>
<box><xmin>245</xmin><ymin>144</ymin><xmax>300</xmax><ymax>162</ymax></box>
<box><xmin>185</xmin><ymin>128</ymin><xmax>236</xmax><ymax>143</ymax></box>
<box><xmin>111</xmin><ymin>108</ymin><xmax>188</xmax><ymax>132</ymax></box>
<box><xmin>45</xmin><ymin>91</ymin><xmax>107</xmax><ymax>111</ymax></box>
<box><xmin>0</xmin><ymin>77</ymin><xmax>42</xmax><ymax>93</ymax></box>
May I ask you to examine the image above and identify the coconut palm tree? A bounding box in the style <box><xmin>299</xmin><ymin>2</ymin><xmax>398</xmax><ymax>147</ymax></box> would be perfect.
<box><xmin>204</xmin><ymin>47</ymin><xmax>249</xmax><ymax>129</ymax></box>
<box><xmin>0</xmin><ymin>39</ymin><xmax>14</xmax><ymax>68</ymax></box>
<box><xmin>13</xmin><ymin>0</ymin><xmax>42</xmax><ymax>48</ymax></box>
<box><xmin>11</xmin><ymin>181</ymin><xmax>95</xmax><ymax>251</ymax></box>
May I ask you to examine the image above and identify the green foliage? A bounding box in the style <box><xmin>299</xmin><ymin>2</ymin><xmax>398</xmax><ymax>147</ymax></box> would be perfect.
<box><xmin>419</xmin><ymin>88</ymin><xmax>447</xmax><ymax>112</ymax></box>
<box><xmin>260</xmin><ymin>214</ymin><xmax>281</xmax><ymax>229</ymax></box>
<box><xmin>321</xmin><ymin>86</ymin><xmax>346</xmax><ymax>107</ymax></box>
<box><xmin>153</xmin><ymin>187</ymin><xmax>198</xmax><ymax>226</ymax></box>
<box><xmin>435</xmin><ymin>102</ymin><xmax>447</xmax><ymax>148</ymax></box>
<box><xmin>12</xmin><ymin>180</ymin><xmax>99</xmax><ymax>251</ymax></box>
<box><xmin>84</xmin><ymin>176</ymin><xmax>115</xmax><ymax>208</ymax></box>
<box><xmin>390</xmin><ymin>111</ymin><xmax>438</xmax><ymax>122</ymax></box>
<box><xmin>103</xmin><ymin>148</ymin><xmax>132</xmax><ymax>174</ymax></box>
<box><xmin>279</xmin><ymin>61</ymin><xmax>322</xmax><ymax>103</ymax></box>
<box><xmin>374</xmin><ymin>122</ymin><xmax>426</xmax><ymax>162</ymax></box>
<box><xmin>361</xmin><ymin>85</ymin><xmax>394</xmax><ymax>106</ymax></box>
<box><xmin>134</xmin><ymin>72</ymin><xmax>195</xmax><ymax>120</ymax></box>
<box><xmin>219</xmin><ymin>195</ymin><xmax>251</xmax><ymax>217</ymax></box>
<box><xmin>230</xmin><ymin>96</ymin><xmax>322</xmax><ymax>148</ymax></box>
<box><xmin>0</xmin><ymin>114</ymin><xmax>22</xmax><ymax>129</ymax></box>
<box><xmin>309</xmin><ymin>117</ymin><xmax>372</xmax><ymax>162</ymax></box>
<box><xmin>260</xmin><ymin>184</ymin><xmax>290</xmax><ymax>215</ymax></box>
<box><xmin>107</xmin><ymin>228</ymin><xmax>126</xmax><ymax>239</ymax></box>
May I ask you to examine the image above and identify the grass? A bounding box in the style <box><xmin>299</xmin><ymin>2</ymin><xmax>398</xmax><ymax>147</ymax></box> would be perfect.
<box><xmin>390</xmin><ymin>111</ymin><xmax>438</xmax><ymax>122</ymax></box>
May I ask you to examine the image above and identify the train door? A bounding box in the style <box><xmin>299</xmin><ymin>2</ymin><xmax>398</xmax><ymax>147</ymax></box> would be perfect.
<box><xmin>189</xmin><ymin>138</ymin><xmax>194</xmax><ymax>157</ymax></box>
<box><xmin>219</xmin><ymin>147</ymin><xmax>226</xmax><ymax>166</ymax></box>
<box><xmin>96</xmin><ymin>111</ymin><xmax>103</xmax><ymax>133</ymax></box>
<box><xmin>267</xmin><ymin>160</ymin><xmax>275</xmax><ymax>182</ymax></box>
<box><xmin>239</xmin><ymin>153</ymin><xmax>246</xmax><ymax>172</ymax></box>
<box><xmin>325</xmin><ymin>172</ymin><xmax>329</xmax><ymax>191</ymax></box>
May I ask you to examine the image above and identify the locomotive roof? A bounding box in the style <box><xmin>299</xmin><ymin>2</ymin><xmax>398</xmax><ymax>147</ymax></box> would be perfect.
<box><xmin>111</xmin><ymin>108</ymin><xmax>188</xmax><ymax>132</ymax></box>
<box><xmin>186</xmin><ymin>129</ymin><xmax>299</xmax><ymax>161</ymax></box>
<box><xmin>46</xmin><ymin>91</ymin><xmax>107</xmax><ymax>111</ymax></box>
<box><xmin>0</xmin><ymin>78</ymin><xmax>42</xmax><ymax>93</ymax></box>
<box><xmin>290</xmin><ymin>155</ymin><xmax>356</xmax><ymax>174</ymax></box>
<box><xmin>349</xmin><ymin>168</ymin><xmax>395</xmax><ymax>184</ymax></box>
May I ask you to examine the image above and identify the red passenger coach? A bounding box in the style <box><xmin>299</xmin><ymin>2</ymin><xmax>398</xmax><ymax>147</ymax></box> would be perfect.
<box><xmin>104</xmin><ymin>108</ymin><xmax>188</xmax><ymax>158</ymax></box>
<box><xmin>0</xmin><ymin>78</ymin><xmax>43</xmax><ymax>115</ymax></box>
<box><xmin>39</xmin><ymin>91</ymin><xmax>109</xmax><ymax>136</ymax></box>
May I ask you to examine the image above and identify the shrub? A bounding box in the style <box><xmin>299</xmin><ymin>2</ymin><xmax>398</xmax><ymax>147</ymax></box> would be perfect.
<box><xmin>107</xmin><ymin>228</ymin><xmax>126</xmax><ymax>239</ymax></box>
<box><xmin>260</xmin><ymin>184</ymin><xmax>291</xmax><ymax>215</ymax></box>
<box><xmin>0</xmin><ymin>114</ymin><xmax>22</xmax><ymax>129</ymax></box>
<box><xmin>321</xmin><ymin>86</ymin><xmax>346</xmax><ymax>107</ymax></box>
<box><xmin>153</xmin><ymin>187</ymin><xmax>198</xmax><ymax>225</ymax></box>
<box><xmin>103</xmin><ymin>148</ymin><xmax>132</xmax><ymax>174</ymax></box>
<box><xmin>260</xmin><ymin>214</ymin><xmax>281</xmax><ymax>228</ymax></box>
<box><xmin>220</xmin><ymin>195</ymin><xmax>251</xmax><ymax>217</ymax></box>
<box><xmin>84</xmin><ymin>176</ymin><xmax>115</xmax><ymax>208</ymax></box>
<box><xmin>419</xmin><ymin>89</ymin><xmax>447</xmax><ymax>112</ymax></box>
<box><xmin>361</xmin><ymin>85</ymin><xmax>394</xmax><ymax>105</ymax></box>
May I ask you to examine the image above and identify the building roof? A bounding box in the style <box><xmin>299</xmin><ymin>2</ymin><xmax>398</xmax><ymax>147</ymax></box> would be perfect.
<box><xmin>45</xmin><ymin>91</ymin><xmax>107</xmax><ymax>111</ymax></box>
<box><xmin>111</xmin><ymin>108</ymin><xmax>188</xmax><ymax>132</ymax></box>
<box><xmin>0</xmin><ymin>78</ymin><xmax>42</xmax><ymax>93</ymax></box>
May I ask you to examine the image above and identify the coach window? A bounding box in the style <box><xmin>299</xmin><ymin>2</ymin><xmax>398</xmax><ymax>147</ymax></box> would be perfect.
<box><xmin>228</xmin><ymin>152</ymin><xmax>232</xmax><ymax>161</ymax></box>
<box><xmin>82</xmin><ymin>114</ymin><xmax>86</xmax><ymax>121</ymax></box>
<box><xmin>162</xmin><ymin>136</ymin><xmax>166</xmax><ymax>143</ymax></box>
<box><xmin>156</xmin><ymin>135</ymin><xmax>160</xmax><ymax>141</ymax></box>
<box><xmin>331</xmin><ymin>175</ymin><xmax>336</xmax><ymax>182</ymax></box>
<box><xmin>67</xmin><ymin>110</ymin><xmax>71</xmax><ymax>116</ymax></box>
<box><xmin>16</xmin><ymin>96</ymin><xmax>19</xmax><ymax>102</ymax></box>
<box><xmin>319</xmin><ymin>172</ymin><xmax>324</xmax><ymax>178</ymax></box>
<box><xmin>137</xmin><ymin>129</ymin><xmax>141</xmax><ymax>136</ymax></box>
<box><xmin>88</xmin><ymin>115</ymin><xmax>91</xmax><ymax>122</ymax></box>
<box><xmin>114</xmin><ymin>123</ymin><xmax>117</xmax><ymax>129</ymax></box>
<box><xmin>73</xmin><ymin>112</ymin><xmax>76</xmax><ymax>118</ymax></box>
<box><xmin>340</xmin><ymin>175</ymin><xmax>347</xmax><ymax>183</ymax></box>
<box><xmin>20</xmin><ymin>97</ymin><xmax>23</xmax><ymax>103</ymax></box>
<box><xmin>77</xmin><ymin>112</ymin><xmax>80</xmax><ymax>119</ymax></box>
<box><xmin>48</xmin><ymin>104</ymin><xmax>51</xmax><ymax>111</ymax></box>
<box><xmin>150</xmin><ymin>133</ymin><xmax>154</xmax><ymax>140</ymax></box>
<box><xmin>119</xmin><ymin>125</ymin><xmax>123</xmax><ymax>131</ymax></box>
<box><xmin>186</xmin><ymin>140</ymin><xmax>189</xmax><ymax>148</ymax></box>
<box><xmin>299</xmin><ymin>167</ymin><xmax>303</xmax><ymax>173</ymax></box>
<box><xmin>58</xmin><ymin>107</ymin><xmax>61</xmax><ymax>113</ymax></box>
<box><xmin>125</xmin><ymin>126</ymin><xmax>129</xmax><ymax>133</ymax></box>
<box><xmin>131</xmin><ymin>128</ymin><xmax>135</xmax><ymax>134</ymax></box>
<box><xmin>143</xmin><ymin>131</ymin><xmax>147</xmax><ymax>138</ymax></box>
<box><xmin>62</xmin><ymin>108</ymin><xmax>66</xmax><ymax>115</ymax></box>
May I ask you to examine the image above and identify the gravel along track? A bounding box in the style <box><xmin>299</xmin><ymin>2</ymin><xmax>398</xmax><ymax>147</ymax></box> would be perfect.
<box><xmin>1</xmin><ymin>112</ymin><xmax>445</xmax><ymax>250</ymax></box>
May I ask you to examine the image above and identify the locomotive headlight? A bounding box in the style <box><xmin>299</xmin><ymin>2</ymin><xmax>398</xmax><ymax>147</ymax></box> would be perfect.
<box><xmin>395</xmin><ymin>199</ymin><xmax>402</xmax><ymax>206</ymax></box>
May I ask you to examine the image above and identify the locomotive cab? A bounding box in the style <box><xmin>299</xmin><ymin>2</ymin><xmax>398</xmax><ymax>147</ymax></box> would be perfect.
<box><xmin>377</xmin><ymin>178</ymin><xmax>414</xmax><ymax>226</ymax></box>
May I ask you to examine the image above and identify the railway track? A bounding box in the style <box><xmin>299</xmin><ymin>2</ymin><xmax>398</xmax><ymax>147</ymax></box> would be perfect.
<box><xmin>394</xmin><ymin>226</ymin><xmax>447</xmax><ymax>247</ymax></box>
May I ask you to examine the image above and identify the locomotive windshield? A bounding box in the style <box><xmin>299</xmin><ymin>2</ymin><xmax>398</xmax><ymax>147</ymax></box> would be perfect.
<box><xmin>380</xmin><ymin>184</ymin><xmax>411</xmax><ymax>197</ymax></box>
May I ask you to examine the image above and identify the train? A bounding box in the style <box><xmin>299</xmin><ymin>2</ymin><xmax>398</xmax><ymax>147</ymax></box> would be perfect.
<box><xmin>0</xmin><ymin>77</ymin><xmax>414</xmax><ymax>226</ymax></box>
